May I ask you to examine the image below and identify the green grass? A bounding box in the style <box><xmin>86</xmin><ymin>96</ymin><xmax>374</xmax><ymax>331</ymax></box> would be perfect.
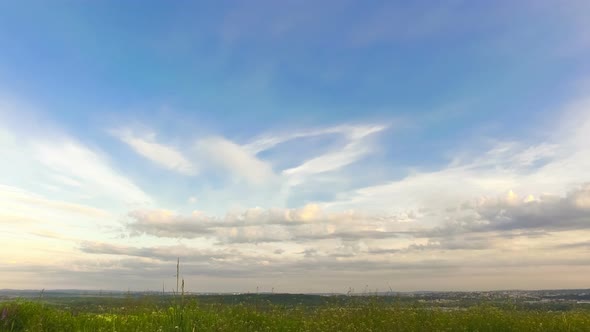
<box><xmin>1</xmin><ymin>299</ymin><xmax>590</xmax><ymax>332</ymax></box>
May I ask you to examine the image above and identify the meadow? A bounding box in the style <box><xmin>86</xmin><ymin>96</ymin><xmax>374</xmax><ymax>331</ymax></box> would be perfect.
<box><xmin>1</xmin><ymin>294</ymin><xmax>590</xmax><ymax>332</ymax></box>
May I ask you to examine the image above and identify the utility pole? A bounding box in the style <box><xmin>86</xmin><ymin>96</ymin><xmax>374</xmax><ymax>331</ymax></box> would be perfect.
<box><xmin>176</xmin><ymin>257</ymin><xmax>180</xmax><ymax>295</ymax></box>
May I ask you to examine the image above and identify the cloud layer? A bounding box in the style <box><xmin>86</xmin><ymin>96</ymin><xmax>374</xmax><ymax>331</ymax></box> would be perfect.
<box><xmin>1</xmin><ymin>95</ymin><xmax>590</xmax><ymax>292</ymax></box>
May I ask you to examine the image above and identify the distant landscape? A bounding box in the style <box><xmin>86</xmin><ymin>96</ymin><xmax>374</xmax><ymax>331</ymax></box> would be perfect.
<box><xmin>2</xmin><ymin>289</ymin><xmax>590</xmax><ymax>331</ymax></box>
<box><xmin>2</xmin><ymin>1</ymin><xmax>590</xmax><ymax>331</ymax></box>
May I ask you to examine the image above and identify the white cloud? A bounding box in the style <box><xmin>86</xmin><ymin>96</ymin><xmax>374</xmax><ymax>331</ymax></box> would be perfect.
<box><xmin>127</xmin><ymin>209</ymin><xmax>215</xmax><ymax>238</ymax></box>
<box><xmin>277</xmin><ymin>124</ymin><xmax>387</xmax><ymax>184</ymax></box>
<box><xmin>3</xmin><ymin>93</ymin><xmax>590</xmax><ymax>292</ymax></box>
<box><xmin>182</xmin><ymin>123</ymin><xmax>389</xmax><ymax>212</ymax></box>
<box><xmin>327</xmin><ymin>116</ymin><xmax>590</xmax><ymax>216</ymax></box>
<box><xmin>34</xmin><ymin>139</ymin><xmax>152</xmax><ymax>205</ymax></box>
<box><xmin>425</xmin><ymin>185</ymin><xmax>590</xmax><ymax>235</ymax></box>
<box><xmin>0</xmin><ymin>184</ymin><xmax>110</xmax><ymax>219</ymax></box>
<box><xmin>112</xmin><ymin>128</ymin><xmax>196</xmax><ymax>175</ymax></box>
<box><xmin>244</xmin><ymin>124</ymin><xmax>387</xmax><ymax>154</ymax></box>
<box><xmin>196</xmin><ymin>136</ymin><xmax>275</xmax><ymax>185</ymax></box>
<box><xmin>283</xmin><ymin>140</ymin><xmax>372</xmax><ymax>178</ymax></box>
<box><xmin>0</xmin><ymin>114</ymin><xmax>152</xmax><ymax>207</ymax></box>
<box><xmin>126</xmin><ymin>204</ymin><xmax>411</xmax><ymax>244</ymax></box>
<box><xmin>50</xmin><ymin>174</ymin><xmax>83</xmax><ymax>188</ymax></box>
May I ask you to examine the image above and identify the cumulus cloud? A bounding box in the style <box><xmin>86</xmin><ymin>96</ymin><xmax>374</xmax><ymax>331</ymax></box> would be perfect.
<box><xmin>127</xmin><ymin>209</ymin><xmax>215</xmax><ymax>238</ymax></box>
<box><xmin>415</xmin><ymin>185</ymin><xmax>590</xmax><ymax>240</ymax></box>
<box><xmin>126</xmin><ymin>204</ymin><xmax>415</xmax><ymax>247</ymax></box>
<box><xmin>468</xmin><ymin>184</ymin><xmax>590</xmax><ymax>232</ymax></box>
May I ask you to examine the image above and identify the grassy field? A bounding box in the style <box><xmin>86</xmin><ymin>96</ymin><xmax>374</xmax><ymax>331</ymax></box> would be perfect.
<box><xmin>2</xmin><ymin>296</ymin><xmax>590</xmax><ymax>332</ymax></box>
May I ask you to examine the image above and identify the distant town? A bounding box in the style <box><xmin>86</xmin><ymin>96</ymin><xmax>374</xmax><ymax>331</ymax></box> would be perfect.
<box><xmin>2</xmin><ymin>288</ymin><xmax>589</xmax><ymax>310</ymax></box>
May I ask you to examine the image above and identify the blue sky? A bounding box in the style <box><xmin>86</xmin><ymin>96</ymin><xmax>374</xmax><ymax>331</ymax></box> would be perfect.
<box><xmin>1</xmin><ymin>1</ymin><xmax>590</xmax><ymax>292</ymax></box>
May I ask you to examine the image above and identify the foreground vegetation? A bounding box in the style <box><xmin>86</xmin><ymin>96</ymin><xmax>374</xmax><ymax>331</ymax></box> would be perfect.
<box><xmin>2</xmin><ymin>297</ymin><xmax>590</xmax><ymax>332</ymax></box>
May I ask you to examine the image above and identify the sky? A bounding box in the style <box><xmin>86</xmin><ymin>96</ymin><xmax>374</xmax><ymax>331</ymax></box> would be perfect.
<box><xmin>1</xmin><ymin>1</ymin><xmax>590</xmax><ymax>293</ymax></box>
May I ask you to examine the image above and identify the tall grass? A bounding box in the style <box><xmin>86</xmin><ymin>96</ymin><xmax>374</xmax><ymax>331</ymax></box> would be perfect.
<box><xmin>1</xmin><ymin>299</ymin><xmax>589</xmax><ymax>332</ymax></box>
